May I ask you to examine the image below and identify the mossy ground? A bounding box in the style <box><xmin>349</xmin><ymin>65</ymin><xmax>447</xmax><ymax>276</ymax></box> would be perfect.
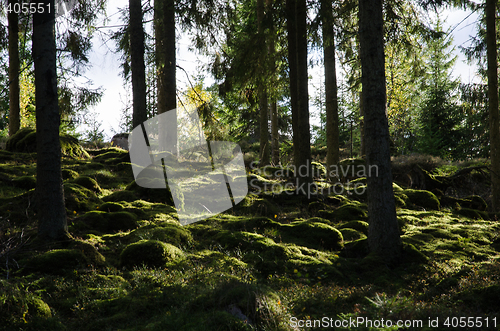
<box><xmin>1</xmin><ymin>146</ymin><xmax>500</xmax><ymax>330</ymax></box>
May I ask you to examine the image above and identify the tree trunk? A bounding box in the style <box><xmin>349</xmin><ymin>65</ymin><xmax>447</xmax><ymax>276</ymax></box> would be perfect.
<box><xmin>286</xmin><ymin>0</ymin><xmax>299</xmax><ymax>167</ymax></box>
<box><xmin>359</xmin><ymin>0</ymin><xmax>401</xmax><ymax>262</ymax></box>
<box><xmin>321</xmin><ymin>0</ymin><xmax>339</xmax><ymax>179</ymax></box>
<box><xmin>129</xmin><ymin>0</ymin><xmax>148</xmax><ymax>129</ymax></box>
<box><xmin>33</xmin><ymin>0</ymin><xmax>69</xmax><ymax>241</ymax></box>
<box><xmin>487</xmin><ymin>0</ymin><xmax>500</xmax><ymax>212</ymax></box>
<box><xmin>359</xmin><ymin>90</ymin><xmax>365</xmax><ymax>157</ymax></box>
<box><xmin>294</xmin><ymin>0</ymin><xmax>312</xmax><ymax>186</ymax></box>
<box><xmin>8</xmin><ymin>0</ymin><xmax>20</xmax><ymax>136</ymax></box>
<box><xmin>271</xmin><ymin>100</ymin><xmax>279</xmax><ymax>164</ymax></box>
<box><xmin>266</xmin><ymin>0</ymin><xmax>279</xmax><ymax>165</ymax></box>
<box><xmin>155</xmin><ymin>0</ymin><xmax>177</xmax><ymax>153</ymax></box>
<box><xmin>257</xmin><ymin>0</ymin><xmax>270</xmax><ymax>165</ymax></box>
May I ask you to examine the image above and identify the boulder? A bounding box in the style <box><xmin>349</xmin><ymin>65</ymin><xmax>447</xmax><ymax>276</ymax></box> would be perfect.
<box><xmin>111</xmin><ymin>133</ymin><xmax>129</xmax><ymax>150</ymax></box>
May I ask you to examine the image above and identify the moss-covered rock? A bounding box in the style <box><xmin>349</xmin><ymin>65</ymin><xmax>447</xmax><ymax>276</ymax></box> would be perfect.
<box><xmin>401</xmin><ymin>242</ymin><xmax>429</xmax><ymax>264</ymax></box>
<box><xmin>78</xmin><ymin>210</ymin><xmax>108</xmax><ymax>232</ymax></box>
<box><xmin>6</xmin><ymin>128</ymin><xmax>90</xmax><ymax>159</ymax></box>
<box><xmin>64</xmin><ymin>183</ymin><xmax>102</xmax><ymax>212</ymax></box>
<box><xmin>106</xmin><ymin>211</ymin><xmax>139</xmax><ymax>232</ymax></box>
<box><xmin>339</xmin><ymin>228</ymin><xmax>365</xmax><ymax>241</ymax></box>
<box><xmin>311</xmin><ymin>161</ymin><xmax>326</xmax><ymax>178</ymax></box>
<box><xmin>76</xmin><ymin>210</ymin><xmax>138</xmax><ymax>233</ymax></box>
<box><xmin>394</xmin><ymin>192</ymin><xmax>409</xmax><ymax>208</ymax></box>
<box><xmin>99</xmin><ymin>202</ymin><xmax>124</xmax><ymax>212</ymax></box>
<box><xmin>71</xmin><ymin>176</ymin><xmax>102</xmax><ymax>194</ymax></box>
<box><xmin>28</xmin><ymin>241</ymin><xmax>105</xmax><ymax>274</ymax></box>
<box><xmin>128</xmin><ymin>223</ymin><xmax>193</xmax><ymax>247</ymax></box>
<box><xmin>120</xmin><ymin>239</ymin><xmax>183</xmax><ymax>268</ymax></box>
<box><xmin>125</xmin><ymin>181</ymin><xmax>177</xmax><ymax>207</ymax></box>
<box><xmin>281</xmin><ymin>221</ymin><xmax>344</xmax><ymax>251</ymax></box>
<box><xmin>92</xmin><ymin>148</ymin><xmax>130</xmax><ymax>164</ymax></box>
<box><xmin>404</xmin><ymin>189</ymin><xmax>440</xmax><ymax>210</ymax></box>
<box><xmin>332</xmin><ymin>203</ymin><xmax>367</xmax><ymax>221</ymax></box>
<box><xmin>454</xmin><ymin>208</ymin><xmax>488</xmax><ymax>220</ymax></box>
<box><xmin>340</xmin><ymin>238</ymin><xmax>369</xmax><ymax>258</ymax></box>
<box><xmin>339</xmin><ymin>220</ymin><xmax>369</xmax><ymax>235</ymax></box>
<box><xmin>103</xmin><ymin>190</ymin><xmax>138</xmax><ymax>203</ymax></box>
<box><xmin>62</xmin><ymin>168</ymin><xmax>79</xmax><ymax>180</ymax></box>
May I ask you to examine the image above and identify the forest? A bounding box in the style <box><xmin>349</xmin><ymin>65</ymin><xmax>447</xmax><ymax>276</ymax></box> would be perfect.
<box><xmin>0</xmin><ymin>0</ymin><xmax>500</xmax><ymax>330</ymax></box>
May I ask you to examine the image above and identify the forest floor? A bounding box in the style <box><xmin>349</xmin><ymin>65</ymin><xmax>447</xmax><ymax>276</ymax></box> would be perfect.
<box><xmin>1</xmin><ymin>133</ymin><xmax>500</xmax><ymax>330</ymax></box>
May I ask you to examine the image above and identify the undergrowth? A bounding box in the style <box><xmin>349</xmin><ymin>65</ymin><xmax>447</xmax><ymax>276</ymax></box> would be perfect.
<box><xmin>0</xmin><ymin>147</ymin><xmax>499</xmax><ymax>330</ymax></box>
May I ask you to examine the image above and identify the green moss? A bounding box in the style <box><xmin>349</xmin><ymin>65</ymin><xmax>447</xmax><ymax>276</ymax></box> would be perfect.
<box><xmin>128</xmin><ymin>223</ymin><xmax>193</xmax><ymax>246</ymax></box>
<box><xmin>454</xmin><ymin>208</ymin><xmax>488</xmax><ymax>220</ymax></box>
<box><xmin>78</xmin><ymin>210</ymin><xmax>108</xmax><ymax>232</ymax></box>
<box><xmin>233</xmin><ymin>196</ymin><xmax>280</xmax><ymax>218</ymax></box>
<box><xmin>103</xmin><ymin>190</ymin><xmax>138</xmax><ymax>203</ymax></box>
<box><xmin>6</xmin><ymin>128</ymin><xmax>90</xmax><ymax>159</ymax></box>
<box><xmin>126</xmin><ymin>181</ymin><xmax>177</xmax><ymax>207</ymax></box>
<box><xmin>401</xmin><ymin>242</ymin><xmax>429</xmax><ymax>264</ymax></box>
<box><xmin>62</xmin><ymin>168</ymin><xmax>79</xmax><ymax>180</ymax></box>
<box><xmin>339</xmin><ymin>228</ymin><xmax>366</xmax><ymax>241</ymax></box>
<box><xmin>339</xmin><ymin>220</ymin><xmax>369</xmax><ymax>235</ymax></box>
<box><xmin>12</xmin><ymin>175</ymin><xmax>36</xmax><ymax>189</ymax></box>
<box><xmin>394</xmin><ymin>192</ymin><xmax>409</xmax><ymax>208</ymax></box>
<box><xmin>340</xmin><ymin>238</ymin><xmax>369</xmax><ymax>258</ymax></box>
<box><xmin>71</xmin><ymin>176</ymin><xmax>102</xmax><ymax>194</ymax></box>
<box><xmin>93</xmin><ymin>149</ymin><xmax>130</xmax><ymax>164</ymax></box>
<box><xmin>120</xmin><ymin>239</ymin><xmax>183</xmax><ymax>269</ymax></box>
<box><xmin>332</xmin><ymin>203</ymin><xmax>367</xmax><ymax>221</ymax></box>
<box><xmin>28</xmin><ymin>249</ymin><xmax>87</xmax><ymax>274</ymax></box>
<box><xmin>404</xmin><ymin>189</ymin><xmax>440</xmax><ymax>210</ymax></box>
<box><xmin>281</xmin><ymin>221</ymin><xmax>344</xmax><ymax>250</ymax></box>
<box><xmin>63</xmin><ymin>182</ymin><xmax>101</xmax><ymax>212</ymax></box>
<box><xmin>106</xmin><ymin>211</ymin><xmax>139</xmax><ymax>232</ymax></box>
<box><xmin>99</xmin><ymin>202</ymin><xmax>124</xmax><ymax>212</ymax></box>
<box><xmin>310</xmin><ymin>161</ymin><xmax>326</xmax><ymax>178</ymax></box>
<box><xmin>307</xmin><ymin>201</ymin><xmax>326</xmax><ymax>213</ymax></box>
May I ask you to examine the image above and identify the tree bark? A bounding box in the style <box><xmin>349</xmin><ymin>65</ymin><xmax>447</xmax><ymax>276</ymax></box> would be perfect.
<box><xmin>129</xmin><ymin>0</ymin><xmax>148</xmax><ymax>129</ymax></box>
<box><xmin>286</xmin><ymin>0</ymin><xmax>298</xmax><ymax>165</ymax></box>
<box><xmin>271</xmin><ymin>100</ymin><xmax>279</xmax><ymax>164</ymax></box>
<box><xmin>321</xmin><ymin>0</ymin><xmax>339</xmax><ymax>179</ymax></box>
<box><xmin>487</xmin><ymin>0</ymin><xmax>500</xmax><ymax>212</ymax></box>
<box><xmin>257</xmin><ymin>0</ymin><xmax>270</xmax><ymax>165</ymax></box>
<box><xmin>266</xmin><ymin>0</ymin><xmax>279</xmax><ymax>165</ymax></box>
<box><xmin>8</xmin><ymin>0</ymin><xmax>20</xmax><ymax>136</ymax></box>
<box><xmin>155</xmin><ymin>0</ymin><xmax>177</xmax><ymax>153</ymax></box>
<box><xmin>33</xmin><ymin>0</ymin><xmax>69</xmax><ymax>241</ymax></box>
<box><xmin>292</xmin><ymin>0</ymin><xmax>312</xmax><ymax>185</ymax></box>
<box><xmin>359</xmin><ymin>0</ymin><xmax>401</xmax><ymax>262</ymax></box>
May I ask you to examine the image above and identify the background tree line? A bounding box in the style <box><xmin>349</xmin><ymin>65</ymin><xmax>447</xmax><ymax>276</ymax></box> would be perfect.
<box><xmin>0</xmin><ymin>0</ymin><xmax>498</xmax><ymax>262</ymax></box>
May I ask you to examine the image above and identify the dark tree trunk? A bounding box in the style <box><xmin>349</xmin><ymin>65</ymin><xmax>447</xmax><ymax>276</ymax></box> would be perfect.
<box><xmin>267</xmin><ymin>0</ymin><xmax>279</xmax><ymax>165</ymax></box>
<box><xmin>321</xmin><ymin>0</ymin><xmax>339</xmax><ymax>178</ymax></box>
<box><xmin>257</xmin><ymin>0</ymin><xmax>270</xmax><ymax>165</ymax></box>
<box><xmin>286</xmin><ymin>0</ymin><xmax>299</xmax><ymax>167</ymax></box>
<box><xmin>8</xmin><ymin>0</ymin><xmax>20</xmax><ymax>136</ymax></box>
<box><xmin>287</xmin><ymin>0</ymin><xmax>311</xmax><ymax>185</ymax></box>
<box><xmin>271</xmin><ymin>100</ymin><xmax>279</xmax><ymax>164</ymax></box>
<box><xmin>155</xmin><ymin>0</ymin><xmax>177</xmax><ymax>153</ymax></box>
<box><xmin>359</xmin><ymin>0</ymin><xmax>401</xmax><ymax>262</ymax></box>
<box><xmin>33</xmin><ymin>0</ymin><xmax>69</xmax><ymax>241</ymax></box>
<box><xmin>487</xmin><ymin>0</ymin><xmax>500</xmax><ymax>212</ymax></box>
<box><xmin>129</xmin><ymin>0</ymin><xmax>148</xmax><ymax>128</ymax></box>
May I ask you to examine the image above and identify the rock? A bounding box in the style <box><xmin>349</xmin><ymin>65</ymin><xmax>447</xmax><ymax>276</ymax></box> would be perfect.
<box><xmin>111</xmin><ymin>133</ymin><xmax>129</xmax><ymax>150</ymax></box>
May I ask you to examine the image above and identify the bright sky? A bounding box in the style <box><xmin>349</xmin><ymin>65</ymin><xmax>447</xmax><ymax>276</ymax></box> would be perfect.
<box><xmin>81</xmin><ymin>1</ymin><xmax>481</xmax><ymax>141</ymax></box>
